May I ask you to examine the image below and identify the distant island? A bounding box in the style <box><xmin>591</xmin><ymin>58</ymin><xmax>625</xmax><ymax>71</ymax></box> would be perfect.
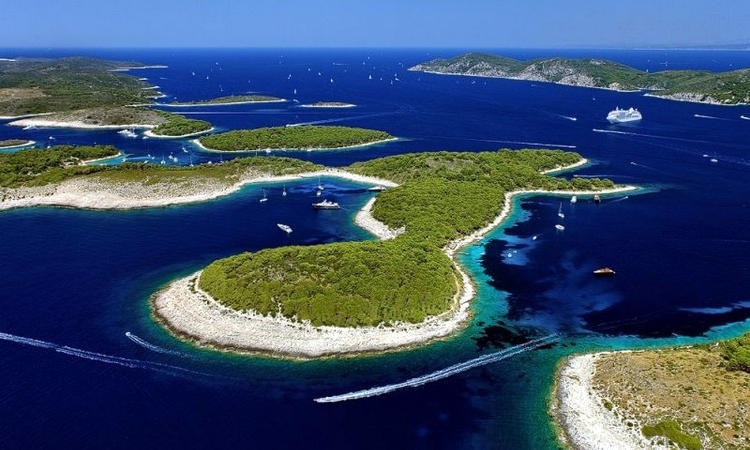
<box><xmin>0</xmin><ymin>139</ymin><xmax>34</xmax><ymax>149</ymax></box>
<box><xmin>553</xmin><ymin>332</ymin><xmax>750</xmax><ymax>449</ymax></box>
<box><xmin>164</xmin><ymin>94</ymin><xmax>285</xmax><ymax>107</ymax></box>
<box><xmin>0</xmin><ymin>57</ymin><xmax>159</xmax><ymax>117</ymax></box>
<box><xmin>8</xmin><ymin>106</ymin><xmax>212</xmax><ymax>138</ymax></box>
<box><xmin>0</xmin><ymin>56</ymin><xmax>214</xmax><ymax>137</ymax></box>
<box><xmin>410</xmin><ymin>52</ymin><xmax>750</xmax><ymax>105</ymax></box>
<box><xmin>195</xmin><ymin>125</ymin><xmax>394</xmax><ymax>152</ymax></box>
<box><xmin>299</xmin><ymin>102</ymin><xmax>356</xmax><ymax>108</ymax></box>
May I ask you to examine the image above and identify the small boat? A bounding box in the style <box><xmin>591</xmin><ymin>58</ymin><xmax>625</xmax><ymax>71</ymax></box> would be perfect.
<box><xmin>368</xmin><ymin>185</ymin><xmax>386</xmax><ymax>192</ymax></box>
<box><xmin>312</xmin><ymin>199</ymin><xmax>340</xmax><ymax>210</ymax></box>
<box><xmin>593</xmin><ymin>194</ymin><xmax>601</xmax><ymax>204</ymax></box>
<box><xmin>259</xmin><ymin>190</ymin><xmax>268</xmax><ymax>203</ymax></box>
<box><xmin>570</xmin><ymin>195</ymin><xmax>577</xmax><ymax>204</ymax></box>
<box><xmin>710</xmin><ymin>158</ymin><xmax>718</xmax><ymax>163</ymax></box>
<box><xmin>182</xmin><ymin>146</ymin><xmax>188</xmax><ymax>153</ymax></box>
<box><xmin>555</xmin><ymin>224</ymin><xmax>565</xmax><ymax>231</ymax></box>
<box><xmin>118</xmin><ymin>129</ymin><xmax>138</xmax><ymax>138</ymax></box>
<box><xmin>532</xmin><ymin>235</ymin><xmax>538</xmax><ymax>240</ymax></box>
<box><xmin>317</xmin><ymin>178</ymin><xmax>324</xmax><ymax>191</ymax></box>
<box><xmin>316</xmin><ymin>190</ymin><xmax>322</xmax><ymax>197</ymax></box>
<box><xmin>557</xmin><ymin>203</ymin><xmax>565</xmax><ymax>219</ymax></box>
<box><xmin>265</xmin><ymin>149</ymin><xmax>271</xmax><ymax>154</ymax></box>
<box><xmin>282</xmin><ymin>186</ymin><xmax>287</xmax><ymax>197</ymax></box>
<box><xmin>277</xmin><ymin>223</ymin><xmax>292</xmax><ymax>234</ymax></box>
<box><xmin>593</xmin><ymin>267</ymin><xmax>616</xmax><ymax>276</ymax></box>
<box><xmin>22</xmin><ymin>125</ymin><xmax>37</xmax><ymax>130</ymax></box>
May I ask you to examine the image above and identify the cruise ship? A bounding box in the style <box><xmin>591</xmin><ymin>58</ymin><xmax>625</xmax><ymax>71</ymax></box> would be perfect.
<box><xmin>606</xmin><ymin>107</ymin><xmax>642</xmax><ymax>123</ymax></box>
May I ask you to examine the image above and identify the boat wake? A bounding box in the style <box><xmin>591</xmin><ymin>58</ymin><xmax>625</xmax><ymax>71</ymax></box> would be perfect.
<box><xmin>314</xmin><ymin>334</ymin><xmax>559</xmax><ymax>403</ymax></box>
<box><xmin>693</xmin><ymin>114</ymin><xmax>729</xmax><ymax>120</ymax></box>
<box><xmin>741</xmin><ymin>115</ymin><xmax>750</xmax><ymax>121</ymax></box>
<box><xmin>559</xmin><ymin>115</ymin><xmax>578</xmax><ymax>121</ymax></box>
<box><xmin>423</xmin><ymin>135</ymin><xmax>576</xmax><ymax>149</ymax></box>
<box><xmin>125</xmin><ymin>331</ymin><xmax>185</xmax><ymax>356</ymax></box>
<box><xmin>0</xmin><ymin>331</ymin><xmax>213</xmax><ymax>380</ymax></box>
<box><xmin>286</xmin><ymin>111</ymin><xmax>398</xmax><ymax>127</ymax></box>
<box><xmin>593</xmin><ymin>128</ymin><xmax>747</xmax><ymax>148</ymax></box>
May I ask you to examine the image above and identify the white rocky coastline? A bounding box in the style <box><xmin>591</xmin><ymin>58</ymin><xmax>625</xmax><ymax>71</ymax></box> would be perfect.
<box><xmin>553</xmin><ymin>353</ymin><xmax>654</xmax><ymax>450</ymax></box>
<box><xmin>143</xmin><ymin>127</ymin><xmax>215</xmax><ymax>139</ymax></box>
<box><xmin>0</xmin><ymin>168</ymin><xmax>398</xmax><ymax>211</ymax></box>
<box><xmin>8</xmin><ymin>117</ymin><xmax>156</xmax><ymax>130</ymax></box>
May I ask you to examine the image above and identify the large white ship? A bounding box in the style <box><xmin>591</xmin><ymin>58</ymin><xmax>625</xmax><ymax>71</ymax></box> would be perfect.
<box><xmin>607</xmin><ymin>107</ymin><xmax>642</xmax><ymax>123</ymax></box>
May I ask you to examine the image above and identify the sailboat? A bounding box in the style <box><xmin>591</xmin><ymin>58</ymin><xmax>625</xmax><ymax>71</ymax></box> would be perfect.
<box><xmin>570</xmin><ymin>195</ymin><xmax>577</xmax><ymax>204</ymax></box>
<box><xmin>317</xmin><ymin>177</ymin><xmax>324</xmax><ymax>191</ymax></box>
<box><xmin>555</xmin><ymin>224</ymin><xmax>565</xmax><ymax>231</ymax></box>
<box><xmin>277</xmin><ymin>223</ymin><xmax>292</xmax><ymax>234</ymax></box>
<box><xmin>368</xmin><ymin>74</ymin><xmax>372</xmax><ymax>80</ymax></box>
<box><xmin>259</xmin><ymin>190</ymin><xmax>268</xmax><ymax>203</ymax></box>
<box><xmin>557</xmin><ymin>203</ymin><xmax>565</xmax><ymax>219</ymax></box>
<box><xmin>282</xmin><ymin>186</ymin><xmax>287</xmax><ymax>197</ymax></box>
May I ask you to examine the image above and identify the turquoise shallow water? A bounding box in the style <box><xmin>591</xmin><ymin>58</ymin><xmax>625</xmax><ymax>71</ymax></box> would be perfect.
<box><xmin>2</xmin><ymin>48</ymin><xmax>750</xmax><ymax>448</ymax></box>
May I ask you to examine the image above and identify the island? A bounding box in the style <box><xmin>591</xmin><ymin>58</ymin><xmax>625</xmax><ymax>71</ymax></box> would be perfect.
<box><xmin>164</xmin><ymin>94</ymin><xmax>285</xmax><ymax>107</ymax></box>
<box><xmin>552</xmin><ymin>332</ymin><xmax>750</xmax><ymax>449</ymax></box>
<box><xmin>0</xmin><ymin>56</ymin><xmax>214</xmax><ymax>137</ymax></box>
<box><xmin>0</xmin><ymin>139</ymin><xmax>35</xmax><ymax>149</ymax></box>
<box><xmin>152</xmin><ymin>150</ymin><xmax>631</xmax><ymax>358</ymax></box>
<box><xmin>410</xmin><ymin>52</ymin><xmax>750</xmax><ymax>105</ymax></box>
<box><xmin>299</xmin><ymin>102</ymin><xmax>356</xmax><ymax>108</ymax></box>
<box><xmin>0</xmin><ymin>145</ymin><xmax>633</xmax><ymax>358</ymax></box>
<box><xmin>8</xmin><ymin>106</ymin><xmax>212</xmax><ymax>138</ymax></box>
<box><xmin>195</xmin><ymin>125</ymin><xmax>395</xmax><ymax>152</ymax></box>
<box><xmin>0</xmin><ymin>57</ymin><xmax>159</xmax><ymax>117</ymax></box>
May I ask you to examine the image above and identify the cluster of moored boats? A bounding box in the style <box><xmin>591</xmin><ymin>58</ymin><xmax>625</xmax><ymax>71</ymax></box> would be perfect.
<box><xmin>258</xmin><ymin>181</ymin><xmax>388</xmax><ymax>234</ymax></box>
<box><xmin>550</xmin><ymin>195</ymin><xmax>613</xmax><ymax>276</ymax></box>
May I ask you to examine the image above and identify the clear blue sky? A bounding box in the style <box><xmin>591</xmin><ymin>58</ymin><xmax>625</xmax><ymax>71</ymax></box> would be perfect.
<box><xmin>1</xmin><ymin>0</ymin><xmax>748</xmax><ymax>48</ymax></box>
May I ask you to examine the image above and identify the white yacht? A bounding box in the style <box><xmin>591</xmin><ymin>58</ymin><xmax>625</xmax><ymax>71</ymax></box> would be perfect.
<box><xmin>607</xmin><ymin>107</ymin><xmax>642</xmax><ymax>123</ymax></box>
<box><xmin>312</xmin><ymin>199</ymin><xmax>340</xmax><ymax>210</ymax></box>
<box><xmin>277</xmin><ymin>223</ymin><xmax>292</xmax><ymax>234</ymax></box>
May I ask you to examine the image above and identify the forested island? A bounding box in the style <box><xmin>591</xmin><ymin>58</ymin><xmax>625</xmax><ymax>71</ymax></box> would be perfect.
<box><xmin>0</xmin><ymin>144</ymin><xmax>628</xmax><ymax>357</ymax></box>
<box><xmin>410</xmin><ymin>52</ymin><xmax>750</xmax><ymax>104</ymax></box>
<box><xmin>197</xmin><ymin>125</ymin><xmax>394</xmax><ymax>151</ymax></box>
<box><xmin>0</xmin><ymin>57</ymin><xmax>158</xmax><ymax>116</ymax></box>
<box><xmin>554</xmin><ymin>332</ymin><xmax>750</xmax><ymax>449</ymax></box>
<box><xmin>166</xmin><ymin>94</ymin><xmax>284</xmax><ymax>106</ymax></box>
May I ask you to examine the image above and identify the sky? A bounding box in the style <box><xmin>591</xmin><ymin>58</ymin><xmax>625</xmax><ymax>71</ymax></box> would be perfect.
<box><xmin>1</xmin><ymin>0</ymin><xmax>748</xmax><ymax>49</ymax></box>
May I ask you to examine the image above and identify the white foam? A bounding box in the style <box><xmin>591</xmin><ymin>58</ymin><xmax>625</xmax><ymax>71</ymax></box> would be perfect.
<box><xmin>314</xmin><ymin>335</ymin><xmax>558</xmax><ymax>403</ymax></box>
<box><xmin>0</xmin><ymin>330</ymin><xmax>211</xmax><ymax>379</ymax></box>
<box><xmin>125</xmin><ymin>331</ymin><xmax>184</xmax><ymax>356</ymax></box>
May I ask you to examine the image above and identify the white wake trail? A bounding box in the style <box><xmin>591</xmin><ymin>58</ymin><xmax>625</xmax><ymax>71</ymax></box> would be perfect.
<box><xmin>286</xmin><ymin>111</ymin><xmax>397</xmax><ymax>127</ymax></box>
<box><xmin>0</xmin><ymin>331</ymin><xmax>213</xmax><ymax>379</ymax></box>
<box><xmin>125</xmin><ymin>331</ymin><xmax>184</xmax><ymax>356</ymax></box>
<box><xmin>693</xmin><ymin>114</ymin><xmax>729</xmax><ymax>120</ymax></box>
<box><xmin>314</xmin><ymin>335</ymin><xmax>558</xmax><ymax>403</ymax></box>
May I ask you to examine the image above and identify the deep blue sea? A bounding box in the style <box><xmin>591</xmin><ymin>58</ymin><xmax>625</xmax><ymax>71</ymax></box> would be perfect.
<box><xmin>2</xmin><ymin>48</ymin><xmax>750</xmax><ymax>449</ymax></box>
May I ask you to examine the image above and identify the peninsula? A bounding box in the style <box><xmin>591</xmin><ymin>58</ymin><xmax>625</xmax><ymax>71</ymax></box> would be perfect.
<box><xmin>195</xmin><ymin>125</ymin><xmax>394</xmax><ymax>152</ymax></box>
<box><xmin>553</xmin><ymin>332</ymin><xmax>750</xmax><ymax>449</ymax></box>
<box><xmin>8</xmin><ymin>107</ymin><xmax>212</xmax><ymax>137</ymax></box>
<box><xmin>0</xmin><ymin>56</ymin><xmax>214</xmax><ymax>136</ymax></box>
<box><xmin>0</xmin><ymin>139</ymin><xmax>34</xmax><ymax>149</ymax></box>
<box><xmin>164</xmin><ymin>94</ymin><xmax>285</xmax><ymax>107</ymax></box>
<box><xmin>410</xmin><ymin>52</ymin><xmax>750</xmax><ymax>105</ymax></box>
<box><xmin>0</xmin><ymin>57</ymin><xmax>159</xmax><ymax>116</ymax></box>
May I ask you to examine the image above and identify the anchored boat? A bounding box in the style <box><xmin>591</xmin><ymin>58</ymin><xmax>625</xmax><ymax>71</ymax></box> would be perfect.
<box><xmin>312</xmin><ymin>199</ymin><xmax>340</xmax><ymax>210</ymax></box>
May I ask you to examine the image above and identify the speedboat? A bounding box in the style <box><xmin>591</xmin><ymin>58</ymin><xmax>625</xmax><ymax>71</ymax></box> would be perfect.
<box><xmin>277</xmin><ymin>224</ymin><xmax>292</xmax><ymax>234</ymax></box>
<box><xmin>593</xmin><ymin>267</ymin><xmax>616</xmax><ymax>276</ymax></box>
<box><xmin>555</xmin><ymin>224</ymin><xmax>565</xmax><ymax>231</ymax></box>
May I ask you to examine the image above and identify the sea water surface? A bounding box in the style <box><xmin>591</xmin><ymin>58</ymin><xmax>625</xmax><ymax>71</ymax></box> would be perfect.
<box><xmin>1</xmin><ymin>48</ymin><xmax>750</xmax><ymax>449</ymax></box>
